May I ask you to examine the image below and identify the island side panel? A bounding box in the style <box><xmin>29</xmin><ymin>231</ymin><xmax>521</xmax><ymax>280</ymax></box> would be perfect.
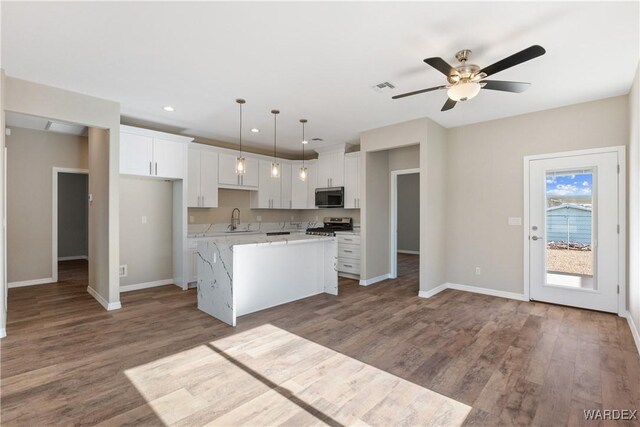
<box><xmin>197</xmin><ymin>241</ymin><xmax>236</xmax><ymax>326</ymax></box>
<box><xmin>234</xmin><ymin>241</ymin><xmax>326</xmax><ymax>317</ymax></box>
<box><xmin>323</xmin><ymin>238</ymin><xmax>338</xmax><ymax>295</ymax></box>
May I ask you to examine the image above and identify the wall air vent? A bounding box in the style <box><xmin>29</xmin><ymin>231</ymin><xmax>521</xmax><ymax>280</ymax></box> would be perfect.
<box><xmin>372</xmin><ymin>81</ymin><xmax>396</xmax><ymax>92</ymax></box>
<box><xmin>311</xmin><ymin>138</ymin><xmax>323</xmax><ymax>142</ymax></box>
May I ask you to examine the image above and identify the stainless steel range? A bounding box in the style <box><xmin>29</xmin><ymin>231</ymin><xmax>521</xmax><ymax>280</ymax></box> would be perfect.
<box><xmin>306</xmin><ymin>217</ymin><xmax>353</xmax><ymax>236</ymax></box>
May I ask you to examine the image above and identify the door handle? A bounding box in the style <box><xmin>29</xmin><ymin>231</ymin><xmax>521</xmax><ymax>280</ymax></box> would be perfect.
<box><xmin>531</xmin><ymin>236</ymin><xmax>543</xmax><ymax>241</ymax></box>
<box><xmin>155</xmin><ymin>162</ymin><xmax>158</xmax><ymax>175</ymax></box>
<box><xmin>149</xmin><ymin>161</ymin><xmax>152</xmax><ymax>175</ymax></box>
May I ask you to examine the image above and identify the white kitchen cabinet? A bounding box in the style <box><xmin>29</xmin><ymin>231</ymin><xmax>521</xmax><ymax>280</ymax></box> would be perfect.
<box><xmin>119</xmin><ymin>126</ymin><xmax>190</xmax><ymax>179</ymax></box>
<box><xmin>336</xmin><ymin>232</ymin><xmax>361</xmax><ymax>278</ymax></box>
<box><xmin>317</xmin><ymin>151</ymin><xmax>345</xmax><ymax>188</ymax></box>
<box><xmin>188</xmin><ymin>147</ymin><xmax>218</xmax><ymax>208</ymax></box>
<box><xmin>291</xmin><ymin>161</ymin><xmax>308</xmax><ymax>209</ymax></box>
<box><xmin>250</xmin><ymin>160</ymin><xmax>281</xmax><ymax>208</ymax></box>
<box><xmin>120</xmin><ymin>132</ymin><xmax>153</xmax><ymax>176</ymax></box>
<box><xmin>218</xmin><ymin>153</ymin><xmax>259</xmax><ymax>189</ymax></box>
<box><xmin>280</xmin><ymin>162</ymin><xmax>292</xmax><ymax>209</ymax></box>
<box><xmin>306</xmin><ymin>160</ymin><xmax>318</xmax><ymax>209</ymax></box>
<box><xmin>344</xmin><ymin>152</ymin><xmax>360</xmax><ymax>209</ymax></box>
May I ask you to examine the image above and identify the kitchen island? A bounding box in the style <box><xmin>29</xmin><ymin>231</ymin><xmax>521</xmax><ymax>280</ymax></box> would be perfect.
<box><xmin>197</xmin><ymin>234</ymin><xmax>338</xmax><ymax>326</ymax></box>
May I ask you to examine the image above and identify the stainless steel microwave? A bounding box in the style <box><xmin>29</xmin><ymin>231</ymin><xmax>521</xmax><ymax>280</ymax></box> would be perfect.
<box><xmin>315</xmin><ymin>187</ymin><xmax>344</xmax><ymax>208</ymax></box>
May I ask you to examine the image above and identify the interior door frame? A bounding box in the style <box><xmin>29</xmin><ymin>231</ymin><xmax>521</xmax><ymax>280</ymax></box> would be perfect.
<box><xmin>523</xmin><ymin>146</ymin><xmax>626</xmax><ymax>316</ymax></box>
<box><xmin>390</xmin><ymin>168</ymin><xmax>420</xmax><ymax>279</ymax></box>
<box><xmin>52</xmin><ymin>167</ymin><xmax>89</xmax><ymax>283</ymax></box>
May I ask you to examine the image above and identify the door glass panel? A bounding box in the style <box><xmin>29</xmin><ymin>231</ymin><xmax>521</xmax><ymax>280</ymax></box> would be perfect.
<box><xmin>545</xmin><ymin>169</ymin><xmax>595</xmax><ymax>290</ymax></box>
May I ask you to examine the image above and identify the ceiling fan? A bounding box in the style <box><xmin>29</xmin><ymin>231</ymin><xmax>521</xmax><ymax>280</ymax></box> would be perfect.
<box><xmin>392</xmin><ymin>45</ymin><xmax>546</xmax><ymax>111</ymax></box>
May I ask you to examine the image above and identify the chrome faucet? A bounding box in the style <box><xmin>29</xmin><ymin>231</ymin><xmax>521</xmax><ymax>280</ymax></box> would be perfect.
<box><xmin>231</xmin><ymin>208</ymin><xmax>240</xmax><ymax>231</ymax></box>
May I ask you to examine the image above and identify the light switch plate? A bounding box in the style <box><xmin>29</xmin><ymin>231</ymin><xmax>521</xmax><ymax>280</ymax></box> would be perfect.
<box><xmin>189</xmin><ymin>216</ymin><xmax>194</xmax><ymax>223</ymax></box>
<box><xmin>257</xmin><ymin>216</ymin><xmax>262</xmax><ymax>222</ymax></box>
<box><xmin>141</xmin><ymin>216</ymin><xmax>148</xmax><ymax>224</ymax></box>
<box><xmin>508</xmin><ymin>217</ymin><xmax>522</xmax><ymax>226</ymax></box>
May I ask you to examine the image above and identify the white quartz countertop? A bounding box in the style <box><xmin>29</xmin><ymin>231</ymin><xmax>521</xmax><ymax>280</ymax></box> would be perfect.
<box><xmin>199</xmin><ymin>233</ymin><xmax>334</xmax><ymax>248</ymax></box>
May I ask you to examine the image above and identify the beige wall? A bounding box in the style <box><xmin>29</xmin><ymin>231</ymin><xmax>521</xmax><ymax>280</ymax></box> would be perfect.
<box><xmin>446</xmin><ymin>95</ymin><xmax>629</xmax><ymax>295</ymax></box>
<box><xmin>1</xmin><ymin>70</ymin><xmax>6</xmax><ymax>336</ymax></box>
<box><xmin>6</xmin><ymin>127</ymin><xmax>88</xmax><ymax>283</ymax></box>
<box><xmin>189</xmin><ymin>189</ymin><xmax>360</xmax><ymax>225</ymax></box>
<box><xmin>629</xmin><ymin>63</ymin><xmax>639</xmax><ymax>337</ymax></box>
<box><xmin>397</xmin><ymin>173</ymin><xmax>420</xmax><ymax>252</ymax></box>
<box><xmin>4</xmin><ymin>77</ymin><xmax>120</xmax><ymax>307</ymax></box>
<box><xmin>120</xmin><ymin>177</ymin><xmax>173</xmax><ymax>287</ymax></box>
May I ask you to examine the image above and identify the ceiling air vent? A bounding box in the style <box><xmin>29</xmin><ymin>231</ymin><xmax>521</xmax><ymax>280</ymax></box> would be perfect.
<box><xmin>372</xmin><ymin>81</ymin><xmax>396</xmax><ymax>92</ymax></box>
<box><xmin>311</xmin><ymin>138</ymin><xmax>323</xmax><ymax>142</ymax></box>
<box><xmin>45</xmin><ymin>120</ymin><xmax>88</xmax><ymax>136</ymax></box>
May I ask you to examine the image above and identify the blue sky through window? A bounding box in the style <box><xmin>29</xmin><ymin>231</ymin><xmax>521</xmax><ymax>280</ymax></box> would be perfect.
<box><xmin>546</xmin><ymin>172</ymin><xmax>592</xmax><ymax>197</ymax></box>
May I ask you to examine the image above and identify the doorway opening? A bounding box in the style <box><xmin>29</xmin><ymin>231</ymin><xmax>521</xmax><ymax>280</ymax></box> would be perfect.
<box><xmin>390</xmin><ymin>168</ymin><xmax>420</xmax><ymax>280</ymax></box>
<box><xmin>53</xmin><ymin>169</ymin><xmax>89</xmax><ymax>282</ymax></box>
<box><xmin>525</xmin><ymin>147</ymin><xmax>625</xmax><ymax>314</ymax></box>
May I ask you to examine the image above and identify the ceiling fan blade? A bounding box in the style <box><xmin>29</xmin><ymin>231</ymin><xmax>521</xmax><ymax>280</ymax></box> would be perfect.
<box><xmin>391</xmin><ymin>85</ymin><xmax>447</xmax><ymax>99</ymax></box>
<box><xmin>479</xmin><ymin>45</ymin><xmax>546</xmax><ymax>77</ymax></box>
<box><xmin>424</xmin><ymin>57</ymin><xmax>457</xmax><ymax>78</ymax></box>
<box><xmin>481</xmin><ymin>80</ymin><xmax>531</xmax><ymax>93</ymax></box>
<box><xmin>441</xmin><ymin>98</ymin><xmax>457</xmax><ymax>111</ymax></box>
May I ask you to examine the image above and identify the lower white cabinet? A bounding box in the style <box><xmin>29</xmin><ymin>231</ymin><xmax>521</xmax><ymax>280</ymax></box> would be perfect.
<box><xmin>188</xmin><ymin>146</ymin><xmax>218</xmax><ymax>208</ymax></box>
<box><xmin>336</xmin><ymin>233</ymin><xmax>361</xmax><ymax>277</ymax></box>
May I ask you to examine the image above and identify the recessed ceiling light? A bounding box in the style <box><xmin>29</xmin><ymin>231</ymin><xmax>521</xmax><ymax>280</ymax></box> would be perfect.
<box><xmin>250</xmin><ymin>128</ymin><xmax>260</xmax><ymax>133</ymax></box>
<box><xmin>163</xmin><ymin>106</ymin><xmax>175</xmax><ymax>112</ymax></box>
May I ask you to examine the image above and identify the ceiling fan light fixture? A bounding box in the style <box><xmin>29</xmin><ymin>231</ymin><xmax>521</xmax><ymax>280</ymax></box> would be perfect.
<box><xmin>447</xmin><ymin>81</ymin><xmax>481</xmax><ymax>102</ymax></box>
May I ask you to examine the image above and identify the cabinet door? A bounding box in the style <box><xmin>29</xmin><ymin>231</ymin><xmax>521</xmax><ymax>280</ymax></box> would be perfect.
<box><xmin>241</xmin><ymin>157</ymin><xmax>260</xmax><ymax>188</ymax></box>
<box><xmin>187</xmin><ymin>148</ymin><xmax>201</xmax><ymax>207</ymax></box>
<box><xmin>120</xmin><ymin>132</ymin><xmax>153</xmax><ymax>176</ymax></box>
<box><xmin>291</xmin><ymin>162</ymin><xmax>308</xmax><ymax>209</ymax></box>
<box><xmin>280</xmin><ymin>163</ymin><xmax>292</xmax><ymax>209</ymax></box>
<box><xmin>252</xmin><ymin>160</ymin><xmax>273</xmax><ymax>208</ymax></box>
<box><xmin>344</xmin><ymin>154</ymin><xmax>359</xmax><ymax>209</ymax></box>
<box><xmin>306</xmin><ymin>161</ymin><xmax>318</xmax><ymax>209</ymax></box>
<box><xmin>153</xmin><ymin>138</ymin><xmax>185</xmax><ymax>179</ymax></box>
<box><xmin>218</xmin><ymin>153</ymin><xmax>240</xmax><ymax>186</ymax></box>
<box><xmin>200</xmin><ymin>150</ymin><xmax>219</xmax><ymax>208</ymax></box>
<box><xmin>317</xmin><ymin>154</ymin><xmax>332</xmax><ymax>188</ymax></box>
<box><xmin>331</xmin><ymin>151</ymin><xmax>345</xmax><ymax>187</ymax></box>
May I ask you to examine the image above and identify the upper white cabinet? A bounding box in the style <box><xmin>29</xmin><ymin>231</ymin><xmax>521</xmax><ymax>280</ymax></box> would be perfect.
<box><xmin>317</xmin><ymin>151</ymin><xmax>345</xmax><ymax>188</ymax></box>
<box><xmin>280</xmin><ymin>162</ymin><xmax>292</xmax><ymax>209</ymax></box>
<box><xmin>344</xmin><ymin>152</ymin><xmax>361</xmax><ymax>209</ymax></box>
<box><xmin>218</xmin><ymin>153</ymin><xmax>259</xmax><ymax>189</ymax></box>
<box><xmin>250</xmin><ymin>160</ymin><xmax>282</xmax><ymax>209</ymax></box>
<box><xmin>306</xmin><ymin>160</ymin><xmax>318</xmax><ymax>209</ymax></box>
<box><xmin>291</xmin><ymin>161</ymin><xmax>308</xmax><ymax>209</ymax></box>
<box><xmin>120</xmin><ymin>126</ymin><xmax>191</xmax><ymax>179</ymax></box>
<box><xmin>188</xmin><ymin>146</ymin><xmax>218</xmax><ymax>208</ymax></box>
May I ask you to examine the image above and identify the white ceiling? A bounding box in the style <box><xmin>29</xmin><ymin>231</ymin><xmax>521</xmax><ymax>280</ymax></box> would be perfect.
<box><xmin>1</xmin><ymin>2</ymin><xmax>638</xmax><ymax>155</ymax></box>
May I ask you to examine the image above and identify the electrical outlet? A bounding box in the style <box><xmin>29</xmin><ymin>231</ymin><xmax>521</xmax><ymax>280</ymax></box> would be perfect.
<box><xmin>508</xmin><ymin>217</ymin><xmax>522</xmax><ymax>226</ymax></box>
<box><xmin>475</xmin><ymin>267</ymin><xmax>481</xmax><ymax>275</ymax></box>
<box><xmin>119</xmin><ymin>265</ymin><xmax>128</xmax><ymax>277</ymax></box>
<box><xmin>189</xmin><ymin>216</ymin><xmax>194</xmax><ymax>223</ymax></box>
<box><xmin>315</xmin><ymin>216</ymin><xmax>319</xmax><ymax>222</ymax></box>
<box><xmin>257</xmin><ymin>216</ymin><xmax>262</xmax><ymax>222</ymax></box>
<box><xmin>141</xmin><ymin>216</ymin><xmax>148</xmax><ymax>224</ymax></box>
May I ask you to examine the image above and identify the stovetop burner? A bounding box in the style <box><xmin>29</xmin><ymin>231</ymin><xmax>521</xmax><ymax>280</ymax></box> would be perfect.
<box><xmin>306</xmin><ymin>217</ymin><xmax>353</xmax><ymax>236</ymax></box>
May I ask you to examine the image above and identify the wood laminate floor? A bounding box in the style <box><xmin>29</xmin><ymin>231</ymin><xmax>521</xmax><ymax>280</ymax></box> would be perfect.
<box><xmin>1</xmin><ymin>256</ymin><xmax>639</xmax><ymax>426</ymax></box>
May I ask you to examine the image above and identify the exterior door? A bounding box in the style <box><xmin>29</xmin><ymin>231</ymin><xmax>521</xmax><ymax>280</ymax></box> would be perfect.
<box><xmin>528</xmin><ymin>150</ymin><xmax>621</xmax><ymax>313</ymax></box>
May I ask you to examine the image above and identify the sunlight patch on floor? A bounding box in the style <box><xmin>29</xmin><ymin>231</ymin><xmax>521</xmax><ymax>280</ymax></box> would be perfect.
<box><xmin>124</xmin><ymin>324</ymin><xmax>472</xmax><ymax>426</ymax></box>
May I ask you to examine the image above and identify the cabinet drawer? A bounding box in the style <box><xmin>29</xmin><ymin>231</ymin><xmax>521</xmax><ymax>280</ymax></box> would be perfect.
<box><xmin>338</xmin><ymin>260</ymin><xmax>360</xmax><ymax>274</ymax></box>
<box><xmin>338</xmin><ymin>245</ymin><xmax>361</xmax><ymax>258</ymax></box>
<box><xmin>337</xmin><ymin>234</ymin><xmax>360</xmax><ymax>245</ymax></box>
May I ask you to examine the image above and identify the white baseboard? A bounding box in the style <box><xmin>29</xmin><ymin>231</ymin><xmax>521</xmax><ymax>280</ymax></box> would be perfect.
<box><xmin>58</xmin><ymin>256</ymin><xmax>88</xmax><ymax>261</ymax></box>
<box><xmin>418</xmin><ymin>282</ymin><xmax>527</xmax><ymax>302</ymax></box>
<box><xmin>625</xmin><ymin>311</ymin><xmax>640</xmax><ymax>355</ymax></box>
<box><xmin>0</xmin><ymin>328</ymin><xmax>6</xmax><ymax>339</ymax></box>
<box><xmin>397</xmin><ymin>250</ymin><xmax>420</xmax><ymax>255</ymax></box>
<box><xmin>8</xmin><ymin>277</ymin><xmax>54</xmax><ymax>288</ymax></box>
<box><xmin>447</xmin><ymin>282</ymin><xmax>528</xmax><ymax>301</ymax></box>
<box><xmin>87</xmin><ymin>286</ymin><xmax>121</xmax><ymax>311</ymax></box>
<box><xmin>418</xmin><ymin>283</ymin><xmax>448</xmax><ymax>298</ymax></box>
<box><xmin>120</xmin><ymin>278</ymin><xmax>174</xmax><ymax>293</ymax></box>
<box><xmin>359</xmin><ymin>273</ymin><xmax>391</xmax><ymax>286</ymax></box>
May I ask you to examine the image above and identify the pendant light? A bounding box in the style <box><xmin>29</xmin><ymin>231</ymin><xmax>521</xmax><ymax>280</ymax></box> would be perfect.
<box><xmin>235</xmin><ymin>98</ymin><xmax>246</xmax><ymax>174</ymax></box>
<box><xmin>270</xmin><ymin>109</ymin><xmax>280</xmax><ymax>178</ymax></box>
<box><xmin>299</xmin><ymin>119</ymin><xmax>308</xmax><ymax>181</ymax></box>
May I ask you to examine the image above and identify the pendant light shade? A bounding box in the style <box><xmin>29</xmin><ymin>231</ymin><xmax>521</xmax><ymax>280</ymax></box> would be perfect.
<box><xmin>299</xmin><ymin>119</ymin><xmax>308</xmax><ymax>181</ymax></box>
<box><xmin>271</xmin><ymin>109</ymin><xmax>280</xmax><ymax>178</ymax></box>
<box><xmin>235</xmin><ymin>99</ymin><xmax>246</xmax><ymax>175</ymax></box>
